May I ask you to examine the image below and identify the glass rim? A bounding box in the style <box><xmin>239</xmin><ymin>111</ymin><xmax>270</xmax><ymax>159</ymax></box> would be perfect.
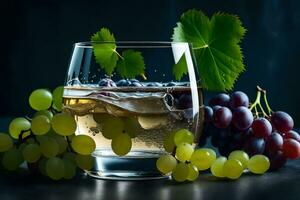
<box><xmin>74</xmin><ymin>41</ymin><xmax>192</xmax><ymax>48</ymax></box>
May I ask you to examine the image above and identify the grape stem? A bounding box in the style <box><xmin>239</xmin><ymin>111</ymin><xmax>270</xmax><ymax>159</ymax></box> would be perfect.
<box><xmin>250</xmin><ymin>86</ymin><xmax>272</xmax><ymax>118</ymax></box>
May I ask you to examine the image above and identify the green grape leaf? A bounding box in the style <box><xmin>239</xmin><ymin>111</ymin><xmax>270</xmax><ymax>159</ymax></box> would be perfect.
<box><xmin>116</xmin><ymin>50</ymin><xmax>145</xmax><ymax>79</ymax></box>
<box><xmin>91</xmin><ymin>28</ymin><xmax>118</xmax><ymax>75</ymax></box>
<box><xmin>173</xmin><ymin>54</ymin><xmax>188</xmax><ymax>80</ymax></box>
<box><xmin>172</xmin><ymin>9</ymin><xmax>246</xmax><ymax>91</ymax></box>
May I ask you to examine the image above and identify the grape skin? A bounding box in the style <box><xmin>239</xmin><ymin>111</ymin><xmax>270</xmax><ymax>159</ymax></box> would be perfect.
<box><xmin>252</xmin><ymin>118</ymin><xmax>272</xmax><ymax>138</ymax></box>
<box><xmin>210</xmin><ymin>156</ymin><xmax>227</xmax><ymax>178</ymax></box>
<box><xmin>172</xmin><ymin>162</ymin><xmax>189</xmax><ymax>182</ymax></box>
<box><xmin>2</xmin><ymin>148</ymin><xmax>24</xmax><ymax>171</ymax></box>
<box><xmin>39</xmin><ymin>136</ymin><xmax>60</xmax><ymax>158</ymax></box>
<box><xmin>52</xmin><ymin>86</ymin><xmax>64</xmax><ymax>112</ymax></box>
<box><xmin>232</xmin><ymin>106</ymin><xmax>253</xmax><ymax>131</ymax></box>
<box><xmin>271</xmin><ymin>111</ymin><xmax>294</xmax><ymax>133</ymax></box>
<box><xmin>76</xmin><ymin>154</ymin><xmax>94</xmax><ymax>170</ymax></box>
<box><xmin>173</xmin><ymin>129</ymin><xmax>194</xmax><ymax>146</ymax></box>
<box><xmin>268</xmin><ymin>150</ymin><xmax>287</xmax><ymax>171</ymax></box>
<box><xmin>229</xmin><ymin>91</ymin><xmax>249</xmax><ymax>109</ymax></box>
<box><xmin>175</xmin><ymin>143</ymin><xmax>194</xmax><ymax>162</ymax></box>
<box><xmin>190</xmin><ymin>148</ymin><xmax>216</xmax><ymax>170</ymax></box>
<box><xmin>9</xmin><ymin>118</ymin><xmax>31</xmax><ymax>139</ymax></box>
<box><xmin>244</xmin><ymin>137</ymin><xmax>265</xmax><ymax>156</ymax></box>
<box><xmin>156</xmin><ymin>155</ymin><xmax>177</xmax><ymax>174</ymax></box>
<box><xmin>46</xmin><ymin>157</ymin><xmax>65</xmax><ymax>180</ymax></box>
<box><xmin>265</xmin><ymin>132</ymin><xmax>283</xmax><ymax>155</ymax></box>
<box><xmin>247</xmin><ymin>155</ymin><xmax>270</xmax><ymax>174</ymax></box>
<box><xmin>187</xmin><ymin>163</ymin><xmax>199</xmax><ymax>181</ymax></box>
<box><xmin>163</xmin><ymin>131</ymin><xmax>176</xmax><ymax>153</ymax></box>
<box><xmin>31</xmin><ymin>115</ymin><xmax>51</xmax><ymax>135</ymax></box>
<box><xmin>204</xmin><ymin>106</ymin><xmax>214</xmax><ymax>122</ymax></box>
<box><xmin>284</xmin><ymin>130</ymin><xmax>300</xmax><ymax>142</ymax></box>
<box><xmin>282</xmin><ymin>139</ymin><xmax>300</xmax><ymax>159</ymax></box>
<box><xmin>213</xmin><ymin>107</ymin><xmax>232</xmax><ymax>129</ymax></box>
<box><xmin>71</xmin><ymin>135</ymin><xmax>96</xmax><ymax>155</ymax></box>
<box><xmin>223</xmin><ymin>159</ymin><xmax>243</xmax><ymax>179</ymax></box>
<box><xmin>22</xmin><ymin>143</ymin><xmax>41</xmax><ymax>163</ymax></box>
<box><xmin>29</xmin><ymin>89</ymin><xmax>53</xmax><ymax>111</ymax></box>
<box><xmin>51</xmin><ymin>113</ymin><xmax>77</xmax><ymax>136</ymax></box>
<box><xmin>228</xmin><ymin>150</ymin><xmax>249</xmax><ymax>169</ymax></box>
<box><xmin>101</xmin><ymin>117</ymin><xmax>125</xmax><ymax>139</ymax></box>
<box><xmin>34</xmin><ymin>110</ymin><xmax>53</xmax><ymax>120</ymax></box>
<box><xmin>0</xmin><ymin>133</ymin><xmax>13</xmax><ymax>152</ymax></box>
<box><xmin>208</xmin><ymin>93</ymin><xmax>230</xmax><ymax>107</ymax></box>
<box><xmin>111</xmin><ymin>133</ymin><xmax>132</xmax><ymax>156</ymax></box>
<box><xmin>63</xmin><ymin>159</ymin><xmax>77</xmax><ymax>180</ymax></box>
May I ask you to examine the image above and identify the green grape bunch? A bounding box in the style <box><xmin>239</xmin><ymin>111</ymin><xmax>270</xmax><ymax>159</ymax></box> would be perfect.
<box><xmin>157</xmin><ymin>129</ymin><xmax>270</xmax><ymax>182</ymax></box>
<box><xmin>0</xmin><ymin>87</ymin><xmax>96</xmax><ymax>180</ymax></box>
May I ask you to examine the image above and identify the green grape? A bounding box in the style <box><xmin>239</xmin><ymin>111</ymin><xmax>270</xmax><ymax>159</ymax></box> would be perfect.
<box><xmin>247</xmin><ymin>155</ymin><xmax>270</xmax><ymax>174</ymax></box>
<box><xmin>190</xmin><ymin>148</ymin><xmax>216</xmax><ymax>170</ymax></box>
<box><xmin>9</xmin><ymin>117</ymin><xmax>31</xmax><ymax>139</ymax></box>
<box><xmin>39</xmin><ymin>136</ymin><xmax>59</xmax><ymax>158</ymax></box>
<box><xmin>0</xmin><ymin>133</ymin><xmax>13</xmax><ymax>152</ymax></box>
<box><xmin>38</xmin><ymin>158</ymin><xmax>48</xmax><ymax>176</ymax></box>
<box><xmin>29</xmin><ymin>89</ymin><xmax>53</xmax><ymax>111</ymax></box>
<box><xmin>31</xmin><ymin>115</ymin><xmax>51</xmax><ymax>135</ymax></box>
<box><xmin>101</xmin><ymin>117</ymin><xmax>124</xmax><ymax>139</ymax></box>
<box><xmin>22</xmin><ymin>143</ymin><xmax>41</xmax><ymax>163</ymax></box>
<box><xmin>174</xmin><ymin>129</ymin><xmax>194</xmax><ymax>146</ymax></box>
<box><xmin>63</xmin><ymin>152</ymin><xmax>76</xmax><ymax>164</ymax></box>
<box><xmin>124</xmin><ymin>117</ymin><xmax>141</xmax><ymax>138</ymax></box>
<box><xmin>71</xmin><ymin>135</ymin><xmax>96</xmax><ymax>155</ymax></box>
<box><xmin>187</xmin><ymin>163</ymin><xmax>199</xmax><ymax>181</ymax></box>
<box><xmin>26</xmin><ymin>138</ymin><xmax>36</xmax><ymax>144</ymax></box>
<box><xmin>175</xmin><ymin>143</ymin><xmax>194</xmax><ymax>162</ymax></box>
<box><xmin>111</xmin><ymin>133</ymin><xmax>132</xmax><ymax>156</ymax></box>
<box><xmin>51</xmin><ymin>113</ymin><xmax>77</xmax><ymax>136</ymax></box>
<box><xmin>52</xmin><ymin>86</ymin><xmax>64</xmax><ymax>112</ymax></box>
<box><xmin>163</xmin><ymin>131</ymin><xmax>176</xmax><ymax>153</ymax></box>
<box><xmin>76</xmin><ymin>154</ymin><xmax>94</xmax><ymax>170</ymax></box>
<box><xmin>52</xmin><ymin>135</ymin><xmax>68</xmax><ymax>154</ymax></box>
<box><xmin>172</xmin><ymin>162</ymin><xmax>189</xmax><ymax>182</ymax></box>
<box><xmin>223</xmin><ymin>159</ymin><xmax>244</xmax><ymax>179</ymax></box>
<box><xmin>63</xmin><ymin>159</ymin><xmax>76</xmax><ymax>179</ymax></box>
<box><xmin>93</xmin><ymin>113</ymin><xmax>111</xmax><ymax>123</ymax></box>
<box><xmin>156</xmin><ymin>154</ymin><xmax>177</xmax><ymax>174</ymax></box>
<box><xmin>210</xmin><ymin>156</ymin><xmax>227</xmax><ymax>178</ymax></box>
<box><xmin>2</xmin><ymin>148</ymin><xmax>23</xmax><ymax>171</ymax></box>
<box><xmin>46</xmin><ymin>157</ymin><xmax>65</xmax><ymax>180</ymax></box>
<box><xmin>34</xmin><ymin>110</ymin><xmax>53</xmax><ymax>120</ymax></box>
<box><xmin>228</xmin><ymin>150</ymin><xmax>249</xmax><ymax>169</ymax></box>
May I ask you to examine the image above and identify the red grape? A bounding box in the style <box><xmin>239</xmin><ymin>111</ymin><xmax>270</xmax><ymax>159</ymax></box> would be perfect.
<box><xmin>213</xmin><ymin>107</ymin><xmax>232</xmax><ymax>129</ymax></box>
<box><xmin>204</xmin><ymin>106</ymin><xmax>213</xmax><ymax>122</ymax></box>
<box><xmin>209</xmin><ymin>93</ymin><xmax>230</xmax><ymax>107</ymax></box>
<box><xmin>268</xmin><ymin>150</ymin><xmax>287</xmax><ymax>171</ymax></box>
<box><xmin>284</xmin><ymin>130</ymin><xmax>300</xmax><ymax>142</ymax></box>
<box><xmin>232</xmin><ymin>106</ymin><xmax>253</xmax><ymax>131</ymax></box>
<box><xmin>271</xmin><ymin>111</ymin><xmax>294</xmax><ymax>133</ymax></box>
<box><xmin>265</xmin><ymin>132</ymin><xmax>283</xmax><ymax>154</ymax></box>
<box><xmin>244</xmin><ymin>137</ymin><xmax>265</xmax><ymax>156</ymax></box>
<box><xmin>252</xmin><ymin>118</ymin><xmax>272</xmax><ymax>138</ymax></box>
<box><xmin>282</xmin><ymin>139</ymin><xmax>300</xmax><ymax>159</ymax></box>
<box><xmin>229</xmin><ymin>91</ymin><xmax>249</xmax><ymax>109</ymax></box>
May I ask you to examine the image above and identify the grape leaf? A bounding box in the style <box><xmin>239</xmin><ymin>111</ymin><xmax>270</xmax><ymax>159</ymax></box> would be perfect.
<box><xmin>116</xmin><ymin>50</ymin><xmax>145</xmax><ymax>79</ymax></box>
<box><xmin>91</xmin><ymin>28</ymin><xmax>118</xmax><ymax>75</ymax></box>
<box><xmin>173</xmin><ymin>54</ymin><xmax>188</xmax><ymax>80</ymax></box>
<box><xmin>172</xmin><ymin>9</ymin><xmax>246</xmax><ymax>91</ymax></box>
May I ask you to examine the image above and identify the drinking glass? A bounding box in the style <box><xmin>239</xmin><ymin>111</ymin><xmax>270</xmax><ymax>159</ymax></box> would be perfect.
<box><xmin>63</xmin><ymin>42</ymin><xmax>204</xmax><ymax>180</ymax></box>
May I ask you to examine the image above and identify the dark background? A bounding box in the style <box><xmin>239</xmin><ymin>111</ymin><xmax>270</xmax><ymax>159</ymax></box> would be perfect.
<box><xmin>0</xmin><ymin>0</ymin><xmax>299</xmax><ymax>125</ymax></box>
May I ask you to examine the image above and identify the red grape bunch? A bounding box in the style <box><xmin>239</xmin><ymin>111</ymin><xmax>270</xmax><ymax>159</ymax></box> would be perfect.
<box><xmin>201</xmin><ymin>86</ymin><xmax>300</xmax><ymax>171</ymax></box>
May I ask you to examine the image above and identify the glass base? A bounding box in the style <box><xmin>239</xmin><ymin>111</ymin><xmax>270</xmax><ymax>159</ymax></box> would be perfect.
<box><xmin>87</xmin><ymin>149</ymin><xmax>169</xmax><ymax>180</ymax></box>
